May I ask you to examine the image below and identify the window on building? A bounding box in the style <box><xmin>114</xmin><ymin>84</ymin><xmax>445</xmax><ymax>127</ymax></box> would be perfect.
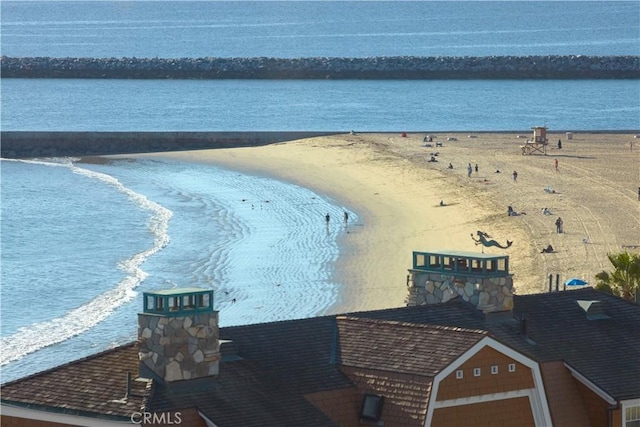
<box><xmin>491</xmin><ymin>365</ymin><xmax>498</xmax><ymax>374</ymax></box>
<box><xmin>183</xmin><ymin>295</ymin><xmax>194</xmax><ymax>309</ymax></box>
<box><xmin>429</xmin><ymin>255</ymin><xmax>441</xmax><ymax>268</ymax></box>
<box><xmin>625</xmin><ymin>405</ymin><xmax>640</xmax><ymax>427</ymax></box>
<box><xmin>456</xmin><ymin>370</ymin><xmax>463</xmax><ymax>379</ymax></box>
<box><xmin>473</xmin><ymin>368</ymin><xmax>481</xmax><ymax>377</ymax></box>
<box><xmin>360</xmin><ymin>394</ymin><xmax>384</xmax><ymax>421</ymax></box>
<box><xmin>508</xmin><ymin>363</ymin><xmax>516</xmax><ymax>372</ymax></box>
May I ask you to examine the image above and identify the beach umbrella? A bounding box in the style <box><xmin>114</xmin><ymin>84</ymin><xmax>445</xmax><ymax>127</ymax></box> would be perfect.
<box><xmin>565</xmin><ymin>278</ymin><xmax>588</xmax><ymax>286</ymax></box>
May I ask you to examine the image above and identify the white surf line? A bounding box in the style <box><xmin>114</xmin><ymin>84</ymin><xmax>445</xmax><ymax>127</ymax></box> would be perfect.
<box><xmin>0</xmin><ymin>158</ymin><xmax>172</xmax><ymax>366</ymax></box>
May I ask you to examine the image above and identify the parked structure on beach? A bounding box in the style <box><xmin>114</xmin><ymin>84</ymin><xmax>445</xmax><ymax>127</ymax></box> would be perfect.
<box><xmin>521</xmin><ymin>126</ymin><xmax>549</xmax><ymax>155</ymax></box>
<box><xmin>2</xmin><ymin>252</ymin><xmax>640</xmax><ymax>427</ymax></box>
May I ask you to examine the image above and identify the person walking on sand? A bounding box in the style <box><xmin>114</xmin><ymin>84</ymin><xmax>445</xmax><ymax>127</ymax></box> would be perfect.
<box><xmin>467</xmin><ymin>163</ymin><xmax>473</xmax><ymax>178</ymax></box>
<box><xmin>475</xmin><ymin>163</ymin><xmax>478</xmax><ymax>173</ymax></box>
<box><xmin>555</xmin><ymin>217</ymin><xmax>563</xmax><ymax>233</ymax></box>
<box><xmin>512</xmin><ymin>170</ymin><xmax>518</xmax><ymax>183</ymax></box>
<box><xmin>554</xmin><ymin>158</ymin><xmax>558</xmax><ymax>171</ymax></box>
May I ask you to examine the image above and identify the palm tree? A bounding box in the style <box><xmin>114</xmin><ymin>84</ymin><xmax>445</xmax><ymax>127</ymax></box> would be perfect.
<box><xmin>594</xmin><ymin>251</ymin><xmax>640</xmax><ymax>302</ymax></box>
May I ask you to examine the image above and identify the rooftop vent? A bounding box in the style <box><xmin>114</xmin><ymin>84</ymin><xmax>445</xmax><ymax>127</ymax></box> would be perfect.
<box><xmin>577</xmin><ymin>300</ymin><xmax>610</xmax><ymax>320</ymax></box>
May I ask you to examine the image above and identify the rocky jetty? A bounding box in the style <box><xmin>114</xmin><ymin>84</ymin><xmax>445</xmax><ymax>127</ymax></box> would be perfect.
<box><xmin>2</xmin><ymin>55</ymin><xmax>639</xmax><ymax>79</ymax></box>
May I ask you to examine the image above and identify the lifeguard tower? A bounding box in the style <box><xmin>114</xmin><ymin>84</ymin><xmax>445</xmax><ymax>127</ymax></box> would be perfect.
<box><xmin>405</xmin><ymin>250</ymin><xmax>514</xmax><ymax>312</ymax></box>
<box><xmin>521</xmin><ymin>126</ymin><xmax>549</xmax><ymax>155</ymax></box>
<box><xmin>138</xmin><ymin>288</ymin><xmax>220</xmax><ymax>382</ymax></box>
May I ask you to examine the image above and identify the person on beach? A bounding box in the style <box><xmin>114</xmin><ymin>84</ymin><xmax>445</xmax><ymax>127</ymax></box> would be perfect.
<box><xmin>541</xmin><ymin>244</ymin><xmax>554</xmax><ymax>253</ymax></box>
<box><xmin>475</xmin><ymin>163</ymin><xmax>478</xmax><ymax>173</ymax></box>
<box><xmin>508</xmin><ymin>206</ymin><xmax>526</xmax><ymax>216</ymax></box>
<box><xmin>513</xmin><ymin>170</ymin><xmax>518</xmax><ymax>182</ymax></box>
<box><xmin>558</xmin><ymin>139</ymin><xmax>562</xmax><ymax>149</ymax></box>
<box><xmin>448</xmin><ymin>163</ymin><xmax>453</xmax><ymax>169</ymax></box>
<box><xmin>555</xmin><ymin>217</ymin><xmax>563</xmax><ymax>233</ymax></box>
<box><xmin>555</xmin><ymin>159</ymin><xmax>558</xmax><ymax>171</ymax></box>
<box><xmin>343</xmin><ymin>211</ymin><xmax>349</xmax><ymax>224</ymax></box>
<box><xmin>467</xmin><ymin>163</ymin><xmax>473</xmax><ymax>177</ymax></box>
<box><xmin>325</xmin><ymin>213</ymin><xmax>330</xmax><ymax>225</ymax></box>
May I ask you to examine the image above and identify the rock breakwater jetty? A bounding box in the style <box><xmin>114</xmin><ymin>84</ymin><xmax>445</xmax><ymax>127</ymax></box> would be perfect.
<box><xmin>0</xmin><ymin>131</ymin><xmax>339</xmax><ymax>158</ymax></box>
<box><xmin>2</xmin><ymin>55</ymin><xmax>638</xmax><ymax>79</ymax></box>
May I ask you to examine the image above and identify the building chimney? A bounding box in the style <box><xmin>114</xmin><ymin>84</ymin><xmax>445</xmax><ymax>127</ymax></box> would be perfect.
<box><xmin>138</xmin><ymin>288</ymin><xmax>220</xmax><ymax>382</ymax></box>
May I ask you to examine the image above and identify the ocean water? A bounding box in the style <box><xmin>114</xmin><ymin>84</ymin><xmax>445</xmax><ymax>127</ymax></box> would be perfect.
<box><xmin>1</xmin><ymin>157</ymin><xmax>352</xmax><ymax>381</ymax></box>
<box><xmin>2</xmin><ymin>1</ymin><xmax>639</xmax><ymax>58</ymax></box>
<box><xmin>2</xmin><ymin>78</ymin><xmax>639</xmax><ymax>131</ymax></box>
<box><xmin>1</xmin><ymin>1</ymin><xmax>639</xmax><ymax>383</ymax></box>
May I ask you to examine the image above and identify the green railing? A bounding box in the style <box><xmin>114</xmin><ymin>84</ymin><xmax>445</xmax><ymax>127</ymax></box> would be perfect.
<box><xmin>412</xmin><ymin>250</ymin><xmax>509</xmax><ymax>277</ymax></box>
<box><xmin>143</xmin><ymin>288</ymin><xmax>214</xmax><ymax>317</ymax></box>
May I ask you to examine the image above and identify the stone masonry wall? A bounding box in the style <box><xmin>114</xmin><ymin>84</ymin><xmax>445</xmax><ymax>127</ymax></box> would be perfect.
<box><xmin>138</xmin><ymin>312</ymin><xmax>220</xmax><ymax>382</ymax></box>
<box><xmin>405</xmin><ymin>270</ymin><xmax>514</xmax><ymax>312</ymax></box>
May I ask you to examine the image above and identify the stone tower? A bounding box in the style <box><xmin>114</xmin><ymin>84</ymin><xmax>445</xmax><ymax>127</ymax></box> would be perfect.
<box><xmin>138</xmin><ymin>288</ymin><xmax>220</xmax><ymax>382</ymax></box>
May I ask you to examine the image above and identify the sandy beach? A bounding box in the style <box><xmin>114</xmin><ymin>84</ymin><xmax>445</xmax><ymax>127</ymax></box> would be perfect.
<box><xmin>129</xmin><ymin>132</ymin><xmax>640</xmax><ymax>314</ymax></box>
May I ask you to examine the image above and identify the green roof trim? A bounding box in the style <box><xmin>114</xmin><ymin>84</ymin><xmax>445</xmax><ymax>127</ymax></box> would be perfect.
<box><xmin>414</xmin><ymin>250</ymin><xmax>508</xmax><ymax>259</ymax></box>
<box><xmin>146</xmin><ymin>287</ymin><xmax>210</xmax><ymax>296</ymax></box>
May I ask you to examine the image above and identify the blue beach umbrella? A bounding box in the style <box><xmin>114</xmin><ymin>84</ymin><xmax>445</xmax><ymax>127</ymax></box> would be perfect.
<box><xmin>565</xmin><ymin>278</ymin><xmax>588</xmax><ymax>286</ymax></box>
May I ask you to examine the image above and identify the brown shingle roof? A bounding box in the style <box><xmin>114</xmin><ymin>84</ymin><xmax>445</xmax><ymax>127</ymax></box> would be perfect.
<box><xmin>1</xmin><ymin>343</ymin><xmax>149</xmax><ymax>421</ymax></box>
<box><xmin>341</xmin><ymin>366</ymin><xmax>432</xmax><ymax>427</ymax></box>
<box><xmin>351</xmin><ymin>288</ymin><xmax>640</xmax><ymax>401</ymax></box>
<box><xmin>336</xmin><ymin>316</ymin><xmax>487</xmax><ymax>376</ymax></box>
<box><xmin>3</xmin><ymin>288</ymin><xmax>638</xmax><ymax>426</ymax></box>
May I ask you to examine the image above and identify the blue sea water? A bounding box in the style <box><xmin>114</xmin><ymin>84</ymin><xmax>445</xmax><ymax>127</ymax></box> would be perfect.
<box><xmin>1</xmin><ymin>157</ymin><xmax>351</xmax><ymax>381</ymax></box>
<box><xmin>2</xmin><ymin>1</ymin><xmax>639</xmax><ymax>58</ymax></box>
<box><xmin>1</xmin><ymin>1</ymin><xmax>639</xmax><ymax>382</ymax></box>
